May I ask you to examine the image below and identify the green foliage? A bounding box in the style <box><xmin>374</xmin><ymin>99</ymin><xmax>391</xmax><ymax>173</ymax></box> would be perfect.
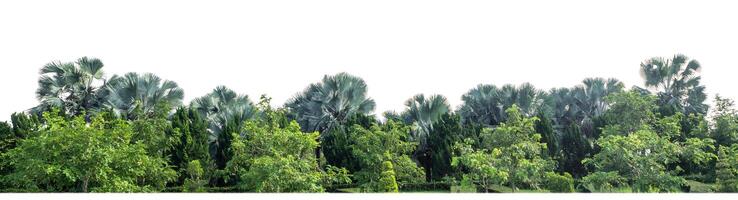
<box><xmin>10</xmin><ymin>112</ymin><xmax>39</xmax><ymax>139</ymax></box>
<box><xmin>451</xmin><ymin>139</ymin><xmax>508</xmax><ymax>192</ymax></box>
<box><xmin>190</xmin><ymin>86</ymin><xmax>255</xmax><ymax>171</ymax></box>
<box><xmin>458</xmin><ymin>83</ymin><xmax>545</xmax><ymax>127</ymax></box>
<box><xmin>182</xmin><ymin>160</ymin><xmax>207</xmax><ymax>192</ymax></box>
<box><xmin>321</xmin><ymin>113</ymin><xmax>377</xmax><ymax>173</ymax></box>
<box><xmin>600</xmin><ymin>91</ymin><xmax>657</xmax><ymax>136</ymax></box>
<box><xmin>580</xmin><ymin>171</ymin><xmax>628</xmax><ymax>192</ymax></box>
<box><xmin>377</xmin><ymin>161</ymin><xmax>399</xmax><ymax>192</ymax></box>
<box><xmin>559</xmin><ymin>123</ymin><xmax>590</xmax><ymax>178</ymax></box>
<box><xmin>544</xmin><ymin>172</ymin><xmax>574</xmax><ymax>192</ymax></box>
<box><xmin>716</xmin><ymin>144</ymin><xmax>738</xmax><ymax>192</ymax></box>
<box><xmin>478</xmin><ymin>105</ymin><xmax>554</xmax><ymax>191</ymax></box>
<box><xmin>0</xmin><ymin>122</ymin><xmax>13</xmax><ymax>153</ymax></box>
<box><xmin>169</xmin><ymin>107</ymin><xmax>213</xmax><ymax>184</ymax></box>
<box><xmin>585</xmin><ymin>128</ymin><xmax>685</xmax><ymax>192</ymax></box>
<box><xmin>639</xmin><ymin>54</ymin><xmax>708</xmax><ymax>116</ymax></box>
<box><xmin>285</xmin><ymin>72</ymin><xmax>376</xmax><ymax>135</ymax></box>
<box><xmin>225</xmin><ymin>97</ymin><xmax>350</xmax><ymax>192</ymax></box>
<box><xmin>426</xmin><ymin>113</ymin><xmax>463</xmax><ymax>181</ymax></box>
<box><xmin>104</xmin><ymin>72</ymin><xmax>184</xmax><ymax>119</ymax></box>
<box><xmin>2</xmin><ymin>111</ymin><xmax>176</xmax><ymax>192</ymax></box>
<box><xmin>712</xmin><ymin>95</ymin><xmax>738</xmax><ymax>147</ymax></box>
<box><xmin>350</xmin><ymin>121</ymin><xmax>425</xmax><ymax>190</ymax></box>
<box><xmin>33</xmin><ymin>57</ymin><xmax>107</xmax><ymax>117</ymax></box>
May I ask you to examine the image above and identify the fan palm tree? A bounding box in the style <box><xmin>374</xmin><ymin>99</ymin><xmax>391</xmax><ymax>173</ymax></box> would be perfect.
<box><xmin>34</xmin><ymin>57</ymin><xmax>106</xmax><ymax>116</ymax></box>
<box><xmin>458</xmin><ymin>83</ymin><xmax>545</xmax><ymax>127</ymax></box>
<box><xmin>402</xmin><ymin>94</ymin><xmax>450</xmax><ymax>140</ymax></box>
<box><xmin>640</xmin><ymin>54</ymin><xmax>708</xmax><ymax>116</ymax></box>
<box><xmin>401</xmin><ymin>94</ymin><xmax>450</xmax><ymax>181</ymax></box>
<box><xmin>190</xmin><ymin>86</ymin><xmax>255</xmax><ymax>169</ymax></box>
<box><xmin>572</xmin><ymin>78</ymin><xmax>624</xmax><ymax>135</ymax></box>
<box><xmin>285</xmin><ymin>72</ymin><xmax>376</xmax><ymax>136</ymax></box>
<box><xmin>104</xmin><ymin>72</ymin><xmax>184</xmax><ymax>119</ymax></box>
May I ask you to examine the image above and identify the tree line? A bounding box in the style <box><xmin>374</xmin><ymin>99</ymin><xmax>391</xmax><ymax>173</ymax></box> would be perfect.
<box><xmin>1</xmin><ymin>54</ymin><xmax>737</xmax><ymax>192</ymax></box>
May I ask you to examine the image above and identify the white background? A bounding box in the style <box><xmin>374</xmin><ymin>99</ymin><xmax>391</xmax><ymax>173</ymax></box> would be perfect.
<box><xmin>1</xmin><ymin>0</ymin><xmax>737</xmax><ymax>122</ymax></box>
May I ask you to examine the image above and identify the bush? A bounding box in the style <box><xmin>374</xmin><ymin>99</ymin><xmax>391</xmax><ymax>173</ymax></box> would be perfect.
<box><xmin>545</xmin><ymin>172</ymin><xmax>574</xmax><ymax>192</ymax></box>
<box><xmin>377</xmin><ymin>161</ymin><xmax>399</xmax><ymax>192</ymax></box>
<box><xmin>182</xmin><ymin>160</ymin><xmax>207</xmax><ymax>192</ymax></box>
<box><xmin>581</xmin><ymin>171</ymin><xmax>628</xmax><ymax>192</ymax></box>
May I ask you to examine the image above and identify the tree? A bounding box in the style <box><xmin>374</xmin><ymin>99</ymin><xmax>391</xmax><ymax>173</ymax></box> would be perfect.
<box><xmin>458</xmin><ymin>83</ymin><xmax>545</xmax><ymax>127</ymax></box>
<box><xmin>377</xmin><ymin>161</ymin><xmax>400</xmax><ymax>192</ymax></box>
<box><xmin>477</xmin><ymin>105</ymin><xmax>554</xmax><ymax>191</ymax></box>
<box><xmin>559</xmin><ymin>123</ymin><xmax>591</xmax><ymax>178</ymax></box>
<box><xmin>571</xmin><ymin>78</ymin><xmax>624</xmax><ymax>137</ymax></box>
<box><xmin>190</xmin><ymin>86</ymin><xmax>255</xmax><ymax>170</ymax></box>
<box><xmin>285</xmin><ymin>72</ymin><xmax>376</xmax><ymax>135</ymax></box>
<box><xmin>182</xmin><ymin>160</ymin><xmax>207</xmax><ymax>192</ymax></box>
<box><xmin>639</xmin><ymin>54</ymin><xmax>708</xmax><ymax>116</ymax></box>
<box><xmin>426</xmin><ymin>113</ymin><xmax>463</xmax><ymax>181</ymax></box>
<box><xmin>350</xmin><ymin>121</ymin><xmax>425</xmax><ymax>191</ymax></box>
<box><xmin>104</xmin><ymin>72</ymin><xmax>184</xmax><ymax>119</ymax></box>
<box><xmin>451</xmin><ymin>138</ymin><xmax>508</xmax><ymax>193</ymax></box>
<box><xmin>2</xmin><ymin>111</ymin><xmax>176</xmax><ymax>192</ymax></box>
<box><xmin>33</xmin><ymin>57</ymin><xmax>107</xmax><ymax>116</ymax></box>
<box><xmin>584</xmin><ymin>128</ymin><xmax>684</xmax><ymax>192</ymax></box>
<box><xmin>711</xmin><ymin>95</ymin><xmax>738</xmax><ymax>147</ymax></box>
<box><xmin>716</xmin><ymin>144</ymin><xmax>738</xmax><ymax>192</ymax></box>
<box><xmin>10</xmin><ymin>112</ymin><xmax>39</xmax><ymax>139</ymax></box>
<box><xmin>224</xmin><ymin>97</ymin><xmax>350</xmax><ymax>192</ymax></box>
<box><xmin>599</xmin><ymin>90</ymin><xmax>658</xmax><ymax>136</ymax></box>
<box><xmin>169</xmin><ymin>107</ymin><xmax>213</xmax><ymax>184</ymax></box>
<box><xmin>0</xmin><ymin>122</ymin><xmax>14</xmax><ymax>153</ymax></box>
<box><xmin>400</xmin><ymin>94</ymin><xmax>451</xmax><ymax>181</ymax></box>
<box><xmin>320</xmin><ymin>113</ymin><xmax>376</xmax><ymax>172</ymax></box>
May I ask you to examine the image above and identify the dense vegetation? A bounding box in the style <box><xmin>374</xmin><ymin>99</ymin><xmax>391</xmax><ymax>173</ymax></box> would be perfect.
<box><xmin>1</xmin><ymin>55</ymin><xmax>737</xmax><ymax>193</ymax></box>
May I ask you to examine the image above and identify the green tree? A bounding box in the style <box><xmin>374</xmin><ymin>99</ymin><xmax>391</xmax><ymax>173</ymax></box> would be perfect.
<box><xmin>182</xmin><ymin>160</ymin><xmax>207</xmax><ymax>192</ymax></box>
<box><xmin>639</xmin><ymin>54</ymin><xmax>708</xmax><ymax>116</ymax></box>
<box><xmin>224</xmin><ymin>96</ymin><xmax>350</xmax><ymax>192</ymax></box>
<box><xmin>10</xmin><ymin>112</ymin><xmax>39</xmax><ymax>138</ymax></box>
<box><xmin>377</xmin><ymin>161</ymin><xmax>399</xmax><ymax>192</ymax></box>
<box><xmin>477</xmin><ymin>105</ymin><xmax>554</xmax><ymax>191</ymax></box>
<box><xmin>426</xmin><ymin>113</ymin><xmax>463</xmax><ymax>181</ymax></box>
<box><xmin>285</xmin><ymin>72</ymin><xmax>376</xmax><ymax>135</ymax></box>
<box><xmin>400</xmin><ymin>94</ymin><xmax>451</xmax><ymax>181</ymax></box>
<box><xmin>33</xmin><ymin>57</ymin><xmax>107</xmax><ymax>116</ymax></box>
<box><xmin>716</xmin><ymin>144</ymin><xmax>738</xmax><ymax>192</ymax></box>
<box><xmin>584</xmin><ymin>128</ymin><xmax>685</xmax><ymax>192</ymax></box>
<box><xmin>350</xmin><ymin>121</ymin><xmax>425</xmax><ymax>191</ymax></box>
<box><xmin>0</xmin><ymin>122</ymin><xmax>14</xmax><ymax>153</ymax></box>
<box><xmin>458</xmin><ymin>83</ymin><xmax>545</xmax><ymax>127</ymax></box>
<box><xmin>2</xmin><ymin>111</ymin><xmax>176</xmax><ymax>192</ymax></box>
<box><xmin>451</xmin><ymin>138</ymin><xmax>508</xmax><ymax>193</ymax></box>
<box><xmin>169</xmin><ymin>107</ymin><xmax>213</xmax><ymax>184</ymax></box>
<box><xmin>559</xmin><ymin>123</ymin><xmax>591</xmax><ymax>178</ymax></box>
<box><xmin>599</xmin><ymin>90</ymin><xmax>658</xmax><ymax>136</ymax></box>
<box><xmin>104</xmin><ymin>72</ymin><xmax>184</xmax><ymax>119</ymax></box>
<box><xmin>190</xmin><ymin>86</ymin><xmax>255</xmax><ymax>170</ymax></box>
<box><xmin>711</xmin><ymin>95</ymin><xmax>738</xmax><ymax>147</ymax></box>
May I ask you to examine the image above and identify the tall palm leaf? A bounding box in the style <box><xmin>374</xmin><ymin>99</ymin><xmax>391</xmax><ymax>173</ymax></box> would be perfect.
<box><xmin>190</xmin><ymin>86</ymin><xmax>255</xmax><ymax>169</ymax></box>
<box><xmin>104</xmin><ymin>72</ymin><xmax>184</xmax><ymax>119</ymax></box>
<box><xmin>34</xmin><ymin>57</ymin><xmax>106</xmax><ymax>116</ymax></box>
<box><xmin>402</xmin><ymin>94</ymin><xmax>450</xmax><ymax>141</ymax></box>
<box><xmin>285</xmin><ymin>72</ymin><xmax>376</xmax><ymax>137</ymax></box>
<box><xmin>639</xmin><ymin>54</ymin><xmax>708</xmax><ymax>115</ymax></box>
<box><xmin>458</xmin><ymin>83</ymin><xmax>545</xmax><ymax>127</ymax></box>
